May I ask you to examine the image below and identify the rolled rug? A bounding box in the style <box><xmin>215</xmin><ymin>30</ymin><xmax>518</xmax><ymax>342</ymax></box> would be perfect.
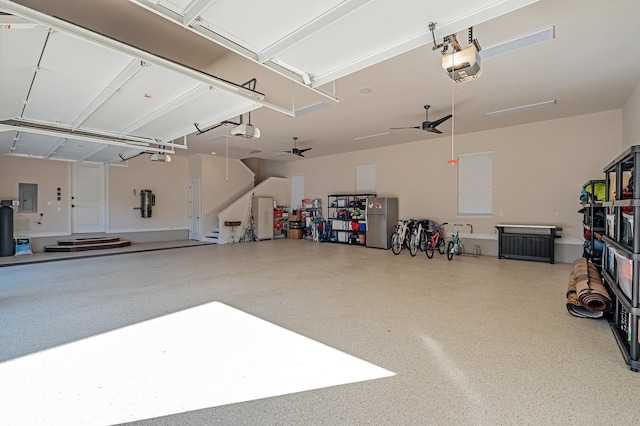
<box><xmin>573</xmin><ymin>258</ymin><xmax>612</xmax><ymax>312</ymax></box>
<box><xmin>566</xmin><ymin>269</ymin><xmax>604</xmax><ymax>318</ymax></box>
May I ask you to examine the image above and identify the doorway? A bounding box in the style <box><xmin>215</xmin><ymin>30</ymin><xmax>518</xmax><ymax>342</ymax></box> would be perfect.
<box><xmin>189</xmin><ymin>179</ymin><xmax>202</xmax><ymax>240</ymax></box>
<box><xmin>72</xmin><ymin>163</ymin><xmax>106</xmax><ymax>234</ymax></box>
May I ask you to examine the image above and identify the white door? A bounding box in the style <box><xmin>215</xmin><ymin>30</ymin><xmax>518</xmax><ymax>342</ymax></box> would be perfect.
<box><xmin>189</xmin><ymin>179</ymin><xmax>202</xmax><ymax>241</ymax></box>
<box><xmin>72</xmin><ymin>163</ymin><xmax>106</xmax><ymax>233</ymax></box>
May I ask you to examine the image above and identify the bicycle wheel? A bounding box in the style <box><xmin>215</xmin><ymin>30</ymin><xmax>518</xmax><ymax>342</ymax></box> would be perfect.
<box><xmin>426</xmin><ymin>240</ymin><xmax>434</xmax><ymax>258</ymax></box>
<box><xmin>438</xmin><ymin>238</ymin><xmax>446</xmax><ymax>254</ymax></box>
<box><xmin>391</xmin><ymin>232</ymin><xmax>402</xmax><ymax>255</ymax></box>
<box><xmin>409</xmin><ymin>232</ymin><xmax>418</xmax><ymax>256</ymax></box>
<box><xmin>447</xmin><ymin>241</ymin><xmax>455</xmax><ymax>260</ymax></box>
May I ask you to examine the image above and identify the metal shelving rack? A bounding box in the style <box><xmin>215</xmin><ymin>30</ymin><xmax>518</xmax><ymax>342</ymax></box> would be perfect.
<box><xmin>580</xmin><ymin>179</ymin><xmax>606</xmax><ymax>270</ymax></box>
<box><xmin>601</xmin><ymin>145</ymin><xmax>640</xmax><ymax>371</ymax></box>
<box><xmin>327</xmin><ymin>193</ymin><xmax>376</xmax><ymax>245</ymax></box>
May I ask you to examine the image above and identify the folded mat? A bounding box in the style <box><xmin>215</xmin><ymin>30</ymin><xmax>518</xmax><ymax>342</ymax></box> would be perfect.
<box><xmin>566</xmin><ymin>258</ymin><xmax>611</xmax><ymax>317</ymax></box>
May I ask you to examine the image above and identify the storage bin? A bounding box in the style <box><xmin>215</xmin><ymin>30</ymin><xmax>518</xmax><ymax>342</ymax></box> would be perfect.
<box><xmin>332</xmin><ymin>219</ymin><xmax>344</xmax><ymax>230</ymax></box>
<box><xmin>338</xmin><ymin>232</ymin><xmax>348</xmax><ymax>242</ymax></box>
<box><xmin>358</xmin><ymin>221</ymin><xmax>366</xmax><ymax>232</ymax></box>
<box><xmin>615</xmin><ymin>251</ymin><xmax>633</xmax><ymax>299</ymax></box>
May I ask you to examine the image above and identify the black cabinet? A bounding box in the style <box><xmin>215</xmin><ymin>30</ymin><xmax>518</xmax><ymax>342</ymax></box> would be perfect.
<box><xmin>601</xmin><ymin>146</ymin><xmax>640</xmax><ymax>371</ymax></box>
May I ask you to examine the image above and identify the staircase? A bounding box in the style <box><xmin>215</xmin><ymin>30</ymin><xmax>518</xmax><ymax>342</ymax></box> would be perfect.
<box><xmin>203</xmin><ymin>227</ymin><xmax>220</xmax><ymax>244</ymax></box>
<box><xmin>44</xmin><ymin>236</ymin><xmax>132</xmax><ymax>252</ymax></box>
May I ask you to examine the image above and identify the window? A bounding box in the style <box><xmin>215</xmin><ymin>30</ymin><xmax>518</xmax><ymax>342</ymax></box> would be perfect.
<box><xmin>458</xmin><ymin>152</ymin><xmax>492</xmax><ymax>215</ymax></box>
<box><xmin>356</xmin><ymin>165</ymin><xmax>376</xmax><ymax>193</ymax></box>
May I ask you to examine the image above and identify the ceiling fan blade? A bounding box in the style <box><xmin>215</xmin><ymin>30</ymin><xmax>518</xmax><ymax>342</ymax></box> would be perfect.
<box><xmin>390</xmin><ymin>126</ymin><xmax>421</xmax><ymax>130</ymax></box>
<box><xmin>298</xmin><ymin>148</ymin><xmax>312</xmax><ymax>153</ymax></box>
<box><xmin>428</xmin><ymin>114</ymin><xmax>452</xmax><ymax>128</ymax></box>
<box><xmin>426</xmin><ymin>127</ymin><xmax>443</xmax><ymax>134</ymax></box>
<box><xmin>296</xmin><ymin>153</ymin><xmax>305</xmax><ymax>157</ymax></box>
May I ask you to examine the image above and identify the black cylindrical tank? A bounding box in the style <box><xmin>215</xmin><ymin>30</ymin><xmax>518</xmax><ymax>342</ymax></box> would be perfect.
<box><xmin>0</xmin><ymin>206</ymin><xmax>14</xmax><ymax>257</ymax></box>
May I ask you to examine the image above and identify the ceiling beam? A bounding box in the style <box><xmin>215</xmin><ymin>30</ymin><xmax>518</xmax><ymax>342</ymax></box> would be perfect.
<box><xmin>257</xmin><ymin>0</ymin><xmax>372</xmax><ymax>64</ymax></box>
<box><xmin>0</xmin><ymin>123</ymin><xmax>183</xmax><ymax>154</ymax></box>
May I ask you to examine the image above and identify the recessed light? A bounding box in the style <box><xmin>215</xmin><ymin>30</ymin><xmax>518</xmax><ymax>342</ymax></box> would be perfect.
<box><xmin>481</xmin><ymin>26</ymin><xmax>555</xmax><ymax>61</ymax></box>
<box><xmin>486</xmin><ymin>99</ymin><xmax>556</xmax><ymax>116</ymax></box>
<box><xmin>359</xmin><ymin>87</ymin><xmax>373</xmax><ymax>95</ymax></box>
<box><xmin>354</xmin><ymin>131</ymin><xmax>390</xmax><ymax>141</ymax></box>
<box><xmin>289</xmin><ymin>102</ymin><xmax>330</xmax><ymax>117</ymax></box>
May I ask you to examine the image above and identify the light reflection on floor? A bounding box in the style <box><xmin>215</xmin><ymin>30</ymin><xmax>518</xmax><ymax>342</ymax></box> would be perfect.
<box><xmin>0</xmin><ymin>302</ymin><xmax>394</xmax><ymax>425</ymax></box>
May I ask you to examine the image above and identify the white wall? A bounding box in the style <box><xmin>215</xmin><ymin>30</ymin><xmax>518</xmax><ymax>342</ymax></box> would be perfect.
<box><xmin>0</xmin><ymin>152</ymin><xmax>257</xmax><ymax>247</ymax></box>
<box><xmin>2</xmin><ymin>105</ymin><xmax>637</xmax><ymax>258</ymax></box>
<box><xmin>109</xmin><ymin>155</ymin><xmax>189</xmax><ymax>233</ymax></box>
<box><xmin>276</xmin><ymin>110</ymin><xmax>623</xmax><ymax>262</ymax></box>
<box><xmin>623</xmin><ymin>78</ymin><xmax>640</xmax><ymax>150</ymax></box>
<box><xmin>0</xmin><ymin>156</ymin><xmax>71</xmax><ymax>237</ymax></box>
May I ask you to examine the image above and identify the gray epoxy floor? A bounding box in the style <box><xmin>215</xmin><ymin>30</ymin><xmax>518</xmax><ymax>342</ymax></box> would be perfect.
<box><xmin>1</xmin><ymin>239</ymin><xmax>639</xmax><ymax>425</ymax></box>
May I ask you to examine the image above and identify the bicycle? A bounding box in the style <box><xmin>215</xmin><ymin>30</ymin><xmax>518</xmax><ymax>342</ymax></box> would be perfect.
<box><xmin>391</xmin><ymin>219</ymin><xmax>414</xmax><ymax>255</ymax></box>
<box><xmin>442</xmin><ymin>223</ymin><xmax>473</xmax><ymax>260</ymax></box>
<box><xmin>409</xmin><ymin>219</ymin><xmax>429</xmax><ymax>256</ymax></box>
<box><xmin>425</xmin><ymin>221</ymin><xmax>446</xmax><ymax>258</ymax></box>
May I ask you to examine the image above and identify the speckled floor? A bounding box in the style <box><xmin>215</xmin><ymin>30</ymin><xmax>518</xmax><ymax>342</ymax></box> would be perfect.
<box><xmin>1</xmin><ymin>239</ymin><xmax>639</xmax><ymax>425</ymax></box>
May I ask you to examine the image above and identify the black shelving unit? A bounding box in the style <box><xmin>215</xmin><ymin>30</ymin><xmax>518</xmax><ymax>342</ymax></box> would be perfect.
<box><xmin>580</xmin><ymin>179</ymin><xmax>606</xmax><ymax>270</ymax></box>
<box><xmin>327</xmin><ymin>193</ymin><xmax>376</xmax><ymax>245</ymax></box>
<box><xmin>601</xmin><ymin>145</ymin><xmax>640</xmax><ymax>371</ymax></box>
<box><xmin>301</xmin><ymin>199</ymin><xmax>323</xmax><ymax>241</ymax></box>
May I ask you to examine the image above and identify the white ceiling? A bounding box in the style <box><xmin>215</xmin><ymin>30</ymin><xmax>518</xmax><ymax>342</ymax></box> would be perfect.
<box><xmin>0</xmin><ymin>1</ymin><xmax>282</xmax><ymax>163</ymax></box>
<box><xmin>2</xmin><ymin>0</ymin><xmax>640</xmax><ymax>163</ymax></box>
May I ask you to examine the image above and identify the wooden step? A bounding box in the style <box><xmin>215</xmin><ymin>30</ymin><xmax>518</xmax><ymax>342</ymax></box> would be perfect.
<box><xmin>56</xmin><ymin>237</ymin><xmax>123</xmax><ymax>246</ymax></box>
<box><xmin>45</xmin><ymin>237</ymin><xmax>132</xmax><ymax>252</ymax></box>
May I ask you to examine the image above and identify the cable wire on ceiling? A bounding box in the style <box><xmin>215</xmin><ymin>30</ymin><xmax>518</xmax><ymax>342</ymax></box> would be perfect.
<box><xmin>448</xmin><ymin>53</ymin><xmax>458</xmax><ymax>165</ymax></box>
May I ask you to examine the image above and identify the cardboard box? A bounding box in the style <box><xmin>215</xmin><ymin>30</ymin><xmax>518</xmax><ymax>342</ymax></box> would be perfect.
<box><xmin>289</xmin><ymin>214</ymin><xmax>300</xmax><ymax>221</ymax></box>
<box><xmin>289</xmin><ymin>229</ymin><xmax>303</xmax><ymax>239</ymax></box>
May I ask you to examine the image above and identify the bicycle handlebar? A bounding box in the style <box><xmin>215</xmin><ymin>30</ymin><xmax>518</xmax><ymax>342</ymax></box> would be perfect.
<box><xmin>442</xmin><ymin>223</ymin><xmax>473</xmax><ymax>234</ymax></box>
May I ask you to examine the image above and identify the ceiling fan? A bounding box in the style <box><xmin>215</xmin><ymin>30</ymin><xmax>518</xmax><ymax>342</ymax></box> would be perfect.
<box><xmin>391</xmin><ymin>105</ymin><xmax>452</xmax><ymax>134</ymax></box>
<box><xmin>276</xmin><ymin>137</ymin><xmax>312</xmax><ymax>157</ymax></box>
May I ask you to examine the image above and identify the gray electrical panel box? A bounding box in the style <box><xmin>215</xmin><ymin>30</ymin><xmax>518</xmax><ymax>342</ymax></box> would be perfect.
<box><xmin>18</xmin><ymin>183</ymin><xmax>38</xmax><ymax>213</ymax></box>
